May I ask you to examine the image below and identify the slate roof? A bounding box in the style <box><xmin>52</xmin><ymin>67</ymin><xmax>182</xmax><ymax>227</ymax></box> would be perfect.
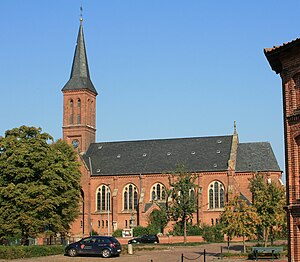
<box><xmin>83</xmin><ymin>136</ymin><xmax>233</xmax><ymax>176</ymax></box>
<box><xmin>62</xmin><ymin>22</ymin><xmax>98</xmax><ymax>95</ymax></box>
<box><xmin>235</xmin><ymin>142</ymin><xmax>281</xmax><ymax>172</ymax></box>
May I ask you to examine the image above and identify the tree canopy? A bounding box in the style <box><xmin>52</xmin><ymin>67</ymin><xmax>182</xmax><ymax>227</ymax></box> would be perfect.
<box><xmin>220</xmin><ymin>196</ymin><xmax>261</xmax><ymax>253</ymax></box>
<box><xmin>249</xmin><ymin>173</ymin><xmax>286</xmax><ymax>247</ymax></box>
<box><xmin>0</xmin><ymin>126</ymin><xmax>82</xmax><ymax>244</ymax></box>
<box><xmin>168</xmin><ymin>167</ymin><xmax>198</xmax><ymax>243</ymax></box>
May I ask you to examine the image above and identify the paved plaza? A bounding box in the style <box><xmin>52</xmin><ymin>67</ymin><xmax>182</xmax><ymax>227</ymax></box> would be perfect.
<box><xmin>0</xmin><ymin>242</ymin><xmax>288</xmax><ymax>262</ymax></box>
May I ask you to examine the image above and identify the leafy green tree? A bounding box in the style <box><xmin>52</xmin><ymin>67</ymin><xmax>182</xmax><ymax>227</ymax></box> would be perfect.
<box><xmin>249</xmin><ymin>173</ymin><xmax>286</xmax><ymax>247</ymax></box>
<box><xmin>168</xmin><ymin>167</ymin><xmax>198</xmax><ymax>243</ymax></box>
<box><xmin>148</xmin><ymin>208</ymin><xmax>169</xmax><ymax>234</ymax></box>
<box><xmin>0</xmin><ymin>126</ymin><xmax>81</xmax><ymax>244</ymax></box>
<box><xmin>220</xmin><ymin>196</ymin><xmax>261</xmax><ymax>253</ymax></box>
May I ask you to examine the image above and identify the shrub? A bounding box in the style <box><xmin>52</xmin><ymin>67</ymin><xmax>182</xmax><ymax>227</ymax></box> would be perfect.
<box><xmin>187</xmin><ymin>225</ymin><xmax>203</xmax><ymax>236</ymax></box>
<box><xmin>202</xmin><ymin>224</ymin><xmax>224</xmax><ymax>243</ymax></box>
<box><xmin>169</xmin><ymin>222</ymin><xmax>203</xmax><ymax>236</ymax></box>
<box><xmin>0</xmin><ymin>245</ymin><xmax>64</xmax><ymax>260</ymax></box>
<box><xmin>133</xmin><ymin>226</ymin><xmax>148</xmax><ymax>237</ymax></box>
<box><xmin>146</xmin><ymin>224</ymin><xmax>161</xmax><ymax>235</ymax></box>
<box><xmin>112</xmin><ymin>228</ymin><xmax>123</xmax><ymax>237</ymax></box>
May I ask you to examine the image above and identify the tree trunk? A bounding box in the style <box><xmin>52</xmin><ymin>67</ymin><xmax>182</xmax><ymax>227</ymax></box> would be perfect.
<box><xmin>243</xmin><ymin>235</ymin><xmax>246</xmax><ymax>253</ymax></box>
<box><xmin>227</xmin><ymin>236</ymin><xmax>230</xmax><ymax>253</ymax></box>
<box><xmin>270</xmin><ymin>227</ymin><xmax>274</xmax><ymax>246</ymax></box>
<box><xmin>264</xmin><ymin>227</ymin><xmax>269</xmax><ymax>247</ymax></box>
<box><xmin>183</xmin><ymin>218</ymin><xmax>187</xmax><ymax>244</ymax></box>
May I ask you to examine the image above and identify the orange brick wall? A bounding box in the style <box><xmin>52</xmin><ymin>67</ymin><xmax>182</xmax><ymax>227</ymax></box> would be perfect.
<box><xmin>62</xmin><ymin>89</ymin><xmax>96</xmax><ymax>153</ymax></box>
<box><xmin>69</xmin><ymin>167</ymin><xmax>282</xmax><ymax>237</ymax></box>
<box><xmin>266</xmin><ymin>43</ymin><xmax>300</xmax><ymax>261</ymax></box>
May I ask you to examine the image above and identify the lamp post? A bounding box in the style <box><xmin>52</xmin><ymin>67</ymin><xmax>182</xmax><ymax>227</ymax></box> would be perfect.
<box><xmin>107</xmin><ymin>186</ymin><xmax>111</xmax><ymax>236</ymax></box>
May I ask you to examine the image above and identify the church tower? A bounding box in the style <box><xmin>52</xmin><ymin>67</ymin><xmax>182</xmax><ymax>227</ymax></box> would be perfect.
<box><xmin>62</xmin><ymin>18</ymin><xmax>97</xmax><ymax>153</ymax></box>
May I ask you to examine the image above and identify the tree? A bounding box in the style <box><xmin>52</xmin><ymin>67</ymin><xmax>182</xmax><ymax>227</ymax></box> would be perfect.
<box><xmin>220</xmin><ymin>196</ymin><xmax>261</xmax><ymax>253</ymax></box>
<box><xmin>148</xmin><ymin>208</ymin><xmax>169</xmax><ymax>234</ymax></box>
<box><xmin>249</xmin><ymin>173</ymin><xmax>286</xmax><ymax>247</ymax></box>
<box><xmin>0</xmin><ymin>126</ymin><xmax>82</xmax><ymax>244</ymax></box>
<box><xmin>168</xmin><ymin>167</ymin><xmax>198</xmax><ymax>243</ymax></box>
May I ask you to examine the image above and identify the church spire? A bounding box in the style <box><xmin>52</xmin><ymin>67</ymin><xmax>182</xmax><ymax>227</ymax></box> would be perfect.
<box><xmin>62</xmin><ymin>18</ymin><xmax>98</xmax><ymax>95</ymax></box>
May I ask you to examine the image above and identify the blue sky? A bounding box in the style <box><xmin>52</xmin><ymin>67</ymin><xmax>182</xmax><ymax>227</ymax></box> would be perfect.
<box><xmin>1</xmin><ymin>0</ymin><xmax>299</xmax><ymax>179</ymax></box>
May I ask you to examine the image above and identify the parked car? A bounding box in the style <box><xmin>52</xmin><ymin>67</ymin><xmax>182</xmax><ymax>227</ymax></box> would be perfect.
<box><xmin>65</xmin><ymin>236</ymin><xmax>122</xmax><ymax>258</ymax></box>
<box><xmin>128</xmin><ymin>234</ymin><xmax>159</xmax><ymax>244</ymax></box>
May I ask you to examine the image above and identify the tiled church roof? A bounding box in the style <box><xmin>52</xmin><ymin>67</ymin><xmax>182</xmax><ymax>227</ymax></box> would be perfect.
<box><xmin>264</xmin><ymin>38</ymin><xmax>300</xmax><ymax>74</ymax></box>
<box><xmin>84</xmin><ymin>135</ymin><xmax>233</xmax><ymax>176</ymax></box>
<box><xmin>236</xmin><ymin>142</ymin><xmax>280</xmax><ymax>172</ymax></box>
<box><xmin>83</xmin><ymin>136</ymin><xmax>281</xmax><ymax>176</ymax></box>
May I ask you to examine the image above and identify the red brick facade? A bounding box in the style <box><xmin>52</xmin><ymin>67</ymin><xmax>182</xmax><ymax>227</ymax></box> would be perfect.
<box><xmin>265</xmin><ymin>41</ymin><xmax>300</xmax><ymax>261</ymax></box>
<box><xmin>62</xmin><ymin>89</ymin><xmax>96</xmax><ymax>153</ymax></box>
<box><xmin>62</xmin><ymin>22</ymin><xmax>282</xmax><ymax>243</ymax></box>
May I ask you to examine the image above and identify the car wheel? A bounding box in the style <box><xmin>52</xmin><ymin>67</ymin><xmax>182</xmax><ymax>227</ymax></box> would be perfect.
<box><xmin>102</xmin><ymin>249</ymin><xmax>111</xmax><ymax>258</ymax></box>
<box><xmin>68</xmin><ymin>248</ymin><xmax>78</xmax><ymax>257</ymax></box>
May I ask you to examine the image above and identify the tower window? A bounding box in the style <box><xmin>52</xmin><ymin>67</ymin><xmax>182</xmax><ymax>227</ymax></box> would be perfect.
<box><xmin>77</xmin><ymin>99</ymin><xmax>81</xmax><ymax>107</ymax></box>
<box><xmin>70</xmin><ymin>99</ymin><xmax>73</xmax><ymax>108</ymax></box>
<box><xmin>69</xmin><ymin>114</ymin><xmax>73</xmax><ymax>124</ymax></box>
<box><xmin>77</xmin><ymin>115</ymin><xmax>81</xmax><ymax>124</ymax></box>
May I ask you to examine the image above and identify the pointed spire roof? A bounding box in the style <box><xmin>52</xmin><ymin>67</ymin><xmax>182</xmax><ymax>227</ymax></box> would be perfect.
<box><xmin>62</xmin><ymin>19</ymin><xmax>98</xmax><ymax>95</ymax></box>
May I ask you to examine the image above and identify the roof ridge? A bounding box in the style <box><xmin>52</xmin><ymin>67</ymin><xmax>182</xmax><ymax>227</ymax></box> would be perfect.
<box><xmin>93</xmin><ymin>135</ymin><xmax>233</xmax><ymax>145</ymax></box>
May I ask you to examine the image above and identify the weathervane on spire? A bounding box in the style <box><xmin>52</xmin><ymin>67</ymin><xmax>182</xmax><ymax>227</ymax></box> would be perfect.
<box><xmin>80</xmin><ymin>4</ymin><xmax>83</xmax><ymax>23</ymax></box>
<box><xmin>234</xmin><ymin>120</ymin><xmax>237</xmax><ymax>134</ymax></box>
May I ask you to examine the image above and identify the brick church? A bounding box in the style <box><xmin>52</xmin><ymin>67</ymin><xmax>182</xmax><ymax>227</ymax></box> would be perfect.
<box><xmin>62</xmin><ymin>19</ymin><xmax>282</xmax><ymax>238</ymax></box>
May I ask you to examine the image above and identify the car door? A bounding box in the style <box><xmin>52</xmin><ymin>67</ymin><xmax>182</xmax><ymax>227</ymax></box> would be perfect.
<box><xmin>141</xmin><ymin>235</ymin><xmax>150</xmax><ymax>243</ymax></box>
<box><xmin>79</xmin><ymin>237</ymin><xmax>97</xmax><ymax>255</ymax></box>
<box><xmin>94</xmin><ymin>237</ymin><xmax>110</xmax><ymax>254</ymax></box>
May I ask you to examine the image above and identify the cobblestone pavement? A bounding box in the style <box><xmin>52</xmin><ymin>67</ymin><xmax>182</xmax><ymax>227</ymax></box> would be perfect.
<box><xmin>0</xmin><ymin>242</ymin><xmax>288</xmax><ymax>262</ymax></box>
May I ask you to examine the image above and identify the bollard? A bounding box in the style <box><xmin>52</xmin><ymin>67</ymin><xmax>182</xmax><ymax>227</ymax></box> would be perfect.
<box><xmin>204</xmin><ymin>249</ymin><xmax>206</xmax><ymax>262</ymax></box>
<box><xmin>128</xmin><ymin>243</ymin><xmax>133</xmax><ymax>255</ymax></box>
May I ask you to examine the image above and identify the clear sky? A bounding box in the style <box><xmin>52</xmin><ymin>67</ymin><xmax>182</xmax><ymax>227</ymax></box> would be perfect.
<box><xmin>2</xmin><ymin>0</ymin><xmax>299</xmax><ymax>180</ymax></box>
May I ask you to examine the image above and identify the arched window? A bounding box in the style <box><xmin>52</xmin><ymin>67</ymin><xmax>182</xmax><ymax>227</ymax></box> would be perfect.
<box><xmin>189</xmin><ymin>188</ymin><xmax>195</xmax><ymax>202</ymax></box>
<box><xmin>69</xmin><ymin>114</ymin><xmax>73</xmax><ymax>124</ymax></box>
<box><xmin>70</xmin><ymin>99</ymin><xmax>73</xmax><ymax>108</ymax></box>
<box><xmin>96</xmin><ymin>185</ymin><xmax>111</xmax><ymax>211</ymax></box>
<box><xmin>77</xmin><ymin>99</ymin><xmax>81</xmax><ymax>107</ymax></box>
<box><xmin>77</xmin><ymin>114</ymin><xmax>81</xmax><ymax>124</ymax></box>
<box><xmin>208</xmin><ymin>181</ymin><xmax>225</xmax><ymax>209</ymax></box>
<box><xmin>123</xmin><ymin>184</ymin><xmax>138</xmax><ymax>211</ymax></box>
<box><xmin>150</xmin><ymin>183</ymin><xmax>166</xmax><ymax>201</ymax></box>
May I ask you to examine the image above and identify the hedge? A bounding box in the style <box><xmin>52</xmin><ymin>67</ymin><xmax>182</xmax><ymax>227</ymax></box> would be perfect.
<box><xmin>0</xmin><ymin>245</ymin><xmax>65</xmax><ymax>260</ymax></box>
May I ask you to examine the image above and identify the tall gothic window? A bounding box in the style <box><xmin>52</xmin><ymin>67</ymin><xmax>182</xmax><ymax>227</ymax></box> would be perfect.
<box><xmin>208</xmin><ymin>181</ymin><xmax>225</xmax><ymax>209</ymax></box>
<box><xmin>77</xmin><ymin>98</ymin><xmax>81</xmax><ymax>107</ymax></box>
<box><xmin>123</xmin><ymin>184</ymin><xmax>138</xmax><ymax>211</ymax></box>
<box><xmin>69</xmin><ymin>114</ymin><xmax>73</xmax><ymax>124</ymax></box>
<box><xmin>70</xmin><ymin>99</ymin><xmax>73</xmax><ymax>108</ymax></box>
<box><xmin>96</xmin><ymin>185</ymin><xmax>111</xmax><ymax>211</ymax></box>
<box><xmin>150</xmin><ymin>183</ymin><xmax>166</xmax><ymax>201</ymax></box>
<box><xmin>77</xmin><ymin>114</ymin><xmax>81</xmax><ymax>124</ymax></box>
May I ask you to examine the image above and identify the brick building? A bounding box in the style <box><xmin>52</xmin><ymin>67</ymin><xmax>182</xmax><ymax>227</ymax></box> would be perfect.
<box><xmin>63</xmin><ymin>20</ymin><xmax>282</xmax><ymax>238</ymax></box>
<box><xmin>265</xmin><ymin>39</ymin><xmax>300</xmax><ymax>262</ymax></box>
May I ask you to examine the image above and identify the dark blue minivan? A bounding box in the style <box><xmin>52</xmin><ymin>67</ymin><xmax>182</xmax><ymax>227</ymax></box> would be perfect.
<box><xmin>65</xmin><ymin>236</ymin><xmax>122</xmax><ymax>258</ymax></box>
